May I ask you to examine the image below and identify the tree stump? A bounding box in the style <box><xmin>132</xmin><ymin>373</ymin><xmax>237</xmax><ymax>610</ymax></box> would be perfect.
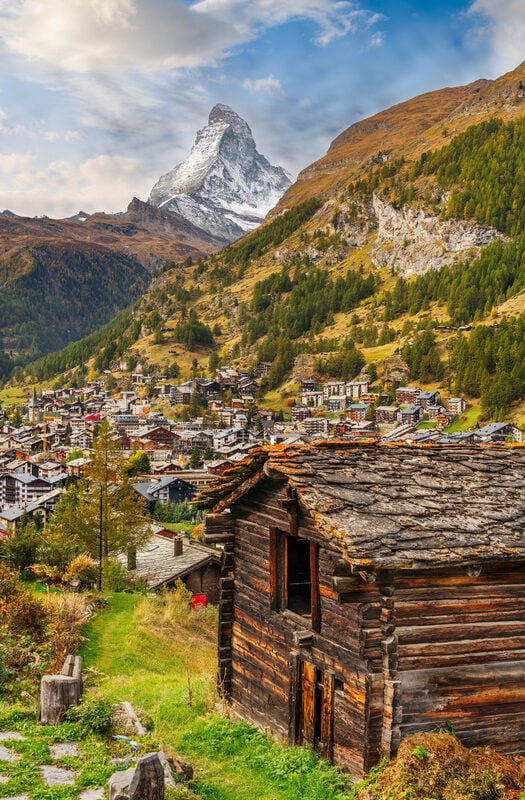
<box><xmin>108</xmin><ymin>754</ymin><xmax>164</xmax><ymax>800</ymax></box>
<box><xmin>39</xmin><ymin>675</ymin><xmax>82</xmax><ymax>725</ymax></box>
<box><xmin>129</xmin><ymin>753</ymin><xmax>164</xmax><ymax>800</ymax></box>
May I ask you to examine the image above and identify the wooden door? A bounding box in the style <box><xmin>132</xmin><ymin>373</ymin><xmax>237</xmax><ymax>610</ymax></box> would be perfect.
<box><xmin>296</xmin><ymin>660</ymin><xmax>334</xmax><ymax>758</ymax></box>
<box><xmin>300</xmin><ymin>661</ymin><xmax>316</xmax><ymax>744</ymax></box>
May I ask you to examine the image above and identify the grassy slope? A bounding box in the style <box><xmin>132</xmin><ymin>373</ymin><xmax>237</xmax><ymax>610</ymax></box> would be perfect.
<box><xmin>80</xmin><ymin>593</ymin><xmax>350</xmax><ymax>800</ymax></box>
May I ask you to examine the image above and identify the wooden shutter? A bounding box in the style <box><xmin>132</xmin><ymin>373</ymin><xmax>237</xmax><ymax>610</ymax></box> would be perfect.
<box><xmin>320</xmin><ymin>671</ymin><xmax>335</xmax><ymax>759</ymax></box>
<box><xmin>288</xmin><ymin>651</ymin><xmax>301</xmax><ymax>745</ymax></box>
<box><xmin>300</xmin><ymin>661</ymin><xmax>316</xmax><ymax>745</ymax></box>
<box><xmin>269</xmin><ymin>526</ymin><xmax>279</xmax><ymax>611</ymax></box>
<box><xmin>310</xmin><ymin>542</ymin><xmax>321</xmax><ymax>631</ymax></box>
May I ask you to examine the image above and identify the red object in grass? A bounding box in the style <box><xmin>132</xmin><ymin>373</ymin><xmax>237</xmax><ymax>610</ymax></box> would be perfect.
<box><xmin>191</xmin><ymin>594</ymin><xmax>207</xmax><ymax>610</ymax></box>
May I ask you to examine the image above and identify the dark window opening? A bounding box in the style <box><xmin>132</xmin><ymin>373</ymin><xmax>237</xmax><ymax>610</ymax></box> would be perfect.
<box><xmin>287</xmin><ymin>536</ymin><xmax>312</xmax><ymax>616</ymax></box>
<box><xmin>270</xmin><ymin>527</ymin><xmax>321</xmax><ymax>630</ymax></box>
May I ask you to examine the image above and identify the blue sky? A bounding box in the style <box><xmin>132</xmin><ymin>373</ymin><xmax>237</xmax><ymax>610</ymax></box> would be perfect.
<box><xmin>0</xmin><ymin>0</ymin><xmax>522</xmax><ymax>217</ymax></box>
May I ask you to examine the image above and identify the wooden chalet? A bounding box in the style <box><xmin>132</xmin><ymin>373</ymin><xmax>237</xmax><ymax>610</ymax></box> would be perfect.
<box><xmin>196</xmin><ymin>441</ymin><xmax>525</xmax><ymax>777</ymax></box>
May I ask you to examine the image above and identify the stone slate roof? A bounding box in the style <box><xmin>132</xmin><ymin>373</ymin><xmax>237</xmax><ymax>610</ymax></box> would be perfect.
<box><xmin>196</xmin><ymin>441</ymin><xmax>525</xmax><ymax>569</ymax></box>
<box><xmin>116</xmin><ymin>533</ymin><xmax>220</xmax><ymax>588</ymax></box>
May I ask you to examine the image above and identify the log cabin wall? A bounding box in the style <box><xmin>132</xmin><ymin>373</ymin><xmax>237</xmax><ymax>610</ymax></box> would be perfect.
<box><xmin>224</xmin><ymin>475</ymin><xmax>383</xmax><ymax>777</ymax></box>
<box><xmin>392</xmin><ymin>561</ymin><xmax>525</xmax><ymax>755</ymax></box>
<box><xmin>182</xmin><ymin>562</ymin><xmax>221</xmax><ymax>604</ymax></box>
<box><xmin>199</xmin><ymin>442</ymin><xmax>525</xmax><ymax>776</ymax></box>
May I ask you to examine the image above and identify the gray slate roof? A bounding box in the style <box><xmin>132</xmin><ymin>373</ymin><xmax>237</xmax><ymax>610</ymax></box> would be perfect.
<box><xmin>196</xmin><ymin>441</ymin><xmax>525</xmax><ymax>569</ymax></box>
<box><xmin>116</xmin><ymin>533</ymin><xmax>219</xmax><ymax>588</ymax></box>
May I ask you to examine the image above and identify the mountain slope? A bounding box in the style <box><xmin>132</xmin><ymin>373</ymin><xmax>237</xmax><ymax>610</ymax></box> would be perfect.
<box><xmin>276</xmin><ymin>61</ymin><xmax>525</xmax><ymax>211</ymax></box>
<box><xmin>148</xmin><ymin>104</ymin><xmax>292</xmax><ymax>240</ymax></box>
<box><xmin>0</xmin><ymin>236</ymin><xmax>150</xmax><ymax>362</ymax></box>
<box><xmin>0</xmin><ymin>199</ymin><xmax>228</xmax><ymax>366</ymax></box>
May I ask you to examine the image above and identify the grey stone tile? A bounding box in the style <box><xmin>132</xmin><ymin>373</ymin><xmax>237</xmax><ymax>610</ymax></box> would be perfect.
<box><xmin>49</xmin><ymin>743</ymin><xmax>79</xmax><ymax>759</ymax></box>
<box><xmin>39</xmin><ymin>765</ymin><xmax>78</xmax><ymax>786</ymax></box>
<box><xmin>79</xmin><ymin>788</ymin><xmax>105</xmax><ymax>800</ymax></box>
<box><xmin>0</xmin><ymin>746</ymin><xmax>19</xmax><ymax>763</ymax></box>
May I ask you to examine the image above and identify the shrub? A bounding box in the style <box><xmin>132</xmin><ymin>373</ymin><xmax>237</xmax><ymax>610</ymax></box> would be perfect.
<box><xmin>0</xmin><ymin>565</ymin><xmax>49</xmax><ymax>639</ymax></box>
<box><xmin>65</xmin><ymin>698</ymin><xmax>115</xmax><ymax>735</ymax></box>
<box><xmin>63</xmin><ymin>553</ymin><xmax>99</xmax><ymax>588</ymax></box>
<box><xmin>45</xmin><ymin>593</ymin><xmax>93</xmax><ymax>672</ymax></box>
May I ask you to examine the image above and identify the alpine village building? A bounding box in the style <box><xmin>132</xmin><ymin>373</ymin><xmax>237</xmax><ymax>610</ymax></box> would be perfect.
<box><xmin>195</xmin><ymin>440</ymin><xmax>525</xmax><ymax>778</ymax></box>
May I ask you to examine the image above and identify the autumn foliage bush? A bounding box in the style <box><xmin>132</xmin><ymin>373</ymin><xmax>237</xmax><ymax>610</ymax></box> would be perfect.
<box><xmin>0</xmin><ymin>564</ymin><xmax>93</xmax><ymax>698</ymax></box>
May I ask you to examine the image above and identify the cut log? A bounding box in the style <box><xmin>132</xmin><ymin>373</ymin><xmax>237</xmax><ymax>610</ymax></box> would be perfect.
<box><xmin>129</xmin><ymin>753</ymin><xmax>165</xmax><ymax>800</ymax></box>
<box><xmin>108</xmin><ymin>767</ymin><xmax>135</xmax><ymax>800</ymax></box>
<box><xmin>39</xmin><ymin>674</ymin><xmax>82</xmax><ymax>724</ymax></box>
<box><xmin>108</xmin><ymin>754</ymin><xmax>165</xmax><ymax>800</ymax></box>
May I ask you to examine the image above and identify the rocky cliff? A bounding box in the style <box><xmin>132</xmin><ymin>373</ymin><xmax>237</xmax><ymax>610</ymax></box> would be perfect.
<box><xmin>369</xmin><ymin>194</ymin><xmax>502</xmax><ymax>276</ymax></box>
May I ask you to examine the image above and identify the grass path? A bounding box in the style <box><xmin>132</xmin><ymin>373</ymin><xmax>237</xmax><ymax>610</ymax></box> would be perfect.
<box><xmin>80</xmin><ymin>592</ymin><xmax>349</xmax><ymax>800</ymax></box>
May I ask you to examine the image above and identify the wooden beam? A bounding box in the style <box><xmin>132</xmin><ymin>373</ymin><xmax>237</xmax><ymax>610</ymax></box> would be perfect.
<box><xmin>288</xmin><ymin>651</ymin><xmax>301</xmax><ymax>746</ymax></box>
<box><xmin>310</xmin><ymin>542</ymin><xmax>321</xmax><ymax>632</ymax></box>
<box><xmin>333</xmin><ymin>575</ymin><xmax>362</xmax><ymax>592</ymax></box>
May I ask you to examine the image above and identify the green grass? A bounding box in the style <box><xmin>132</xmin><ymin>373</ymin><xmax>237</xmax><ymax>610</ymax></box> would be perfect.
<box><xmin>260</xmin><ymin>389</ymin><xmax>293</xmax><ymax>414</ymax></box>
<box><xmin>0</xmin><ymin>386</ymin><xmax>29</xmax><ymax>406</ymax></box>
<box><xmin>158</xmin><ymin>521</ymin><xmax>199</xmax><ymax>535</ymax></box>
<box><xmin>80</xmin><ymin>592</ymin><xmax>354</xmax><ymax>800</ymax></box>
<box><xmin>0</xmin><ymin>704</ymin><xmax>119</xmax><ymax>800</ymax></box>
<box><xmin>444</xmin><ymin>404</ymin><xmax>482</xmax><ymax>432</ymax></box>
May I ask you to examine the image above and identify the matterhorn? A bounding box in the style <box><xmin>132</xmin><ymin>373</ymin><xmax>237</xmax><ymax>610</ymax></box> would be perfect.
<box><xmin>148</xmin><ymin>104</ymin><xmax>292</xmax><ymax>241</ymax></box>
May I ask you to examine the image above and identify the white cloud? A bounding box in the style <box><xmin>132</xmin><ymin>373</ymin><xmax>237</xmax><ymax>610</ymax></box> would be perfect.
<box><xmin>0</xmin><ymin>107</ymin><xmax>8</xmax><ymax>134</ymax></box>
<box><xmin>65</xmin><ymin>130</ymin><xmax>85</xmax><ymax>141</ymax></box>
<box><xmin>368</xmin><ymin>31</ymin><xmax>384</xmax><ymax>48</ymax></box>
<box><xmin>0</xmin><ymin>0</ymin><xmax>236</xmax><ymax>73</ymax></box>
<box><xmin>45</xmin><ymin>131</ymin><xmax>60</xmax><ymax>142</ymax></box>
<box><xmin>0</xmin><ymin>0</ymin><xmax>379</xmax><ymax>79</ymax></box>
<box><xmin>468</xmin><ymin>0</ymin><xmax>525</xmax><ymax>74</ymax></box>
<box><xmin>0</xmin><ymin>152</ymin><xmax>36</xmax><ymax>174</ymax></box>
<box><xmin>0</xmin><ymin>152</ymin><xmax>153</xmax><ymax>217</ymax></box>
<box><xmin>242</xmin><ymin>74</ymin><xmax>282</xmax><ymax>94</ymax></box>
<box><xmin>193</xmin><ymin>0</ymin><xmax>370</xmax><ymax>46</ymax></box>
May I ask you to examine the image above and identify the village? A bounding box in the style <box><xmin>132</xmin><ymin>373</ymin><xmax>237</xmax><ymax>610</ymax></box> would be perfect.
<box><xmin>0</xmin><ymin>360</ymin><xmax>521</xmax><ymax>546</ymax></box>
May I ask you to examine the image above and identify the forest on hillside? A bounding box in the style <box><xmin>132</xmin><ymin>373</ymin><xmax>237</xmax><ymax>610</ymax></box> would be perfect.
<box><xmin>0</xmin><ymin>243</ymin><xmax>149</xmax><ymax>371</ymax></box>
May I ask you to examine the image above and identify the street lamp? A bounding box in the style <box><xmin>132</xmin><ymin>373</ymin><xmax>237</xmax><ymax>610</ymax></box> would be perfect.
<box><xmin>86</xmin><ymin>476</ymin><xmax>103</xmax><ymax>592</ymax></box>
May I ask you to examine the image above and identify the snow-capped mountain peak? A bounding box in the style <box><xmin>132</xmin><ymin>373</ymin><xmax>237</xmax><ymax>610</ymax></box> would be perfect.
<box><xmin>147</xmin><ymin>105</ymin><xmax>292</xmax><ymax>241</ymax></box>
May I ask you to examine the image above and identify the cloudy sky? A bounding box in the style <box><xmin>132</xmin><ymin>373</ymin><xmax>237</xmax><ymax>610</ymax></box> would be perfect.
<box><xmin>0</xmin><ymin>0</ymin><xmax>523</xmax><ymax>217</ymax></box>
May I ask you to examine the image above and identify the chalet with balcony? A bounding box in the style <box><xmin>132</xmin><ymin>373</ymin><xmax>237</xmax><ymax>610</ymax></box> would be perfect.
<box><xmin>346</xmin><ymin>404</ymin><xmax>371</xmax><ymax>422</ymax></box>
<box><xmin>375</xmin><ymin>406</ymin><xmax>398</xmax><ymax>425</ymax></box>
<box><xmin>473</xmin><ymin>422</ymin><xmax>522</xmax><ymax>443</ymax></box>
<box><xmin>300</xmin><ymin>379</ymin><xmax>316</xmax><ymax>393</ymax></box>
<box><xmin>134</xmin><ymin>475</ymin><xmax>197</xmax><ymax>512</ymax></box>
<box><xmin>395</xmin><ymin>386</ymin><xmax>420</xmax><ymax>405</ymax></box>
<box><xmin>415</xmin><ymin>390</ymin><xmax>440</xmax><ymax>409</ymax></box>
<box><xmin>447</xmin><ymin>397</ymin><xmax>466</xmax><ymax>415</ymax></box>
<box><xmin>398</xmin><ymin>404</ymin><xmax>422</xmax><ymax>425</ymax></box>
<box><xmin>301</xmin><ymin>390</ymin><xmax>324</xmax><ymax>408</ymax></box>
<box><xmin>291</xmin><ymin>404</ymin><xmax>311</xmax><ymax>423</ymax></box>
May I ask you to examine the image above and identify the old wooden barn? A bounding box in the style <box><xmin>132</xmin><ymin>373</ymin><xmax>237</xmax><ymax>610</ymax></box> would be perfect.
<box><xmin>195</xmin><ymin>441</ymin><xmax>525</xmax><ymax>777</ymax></box>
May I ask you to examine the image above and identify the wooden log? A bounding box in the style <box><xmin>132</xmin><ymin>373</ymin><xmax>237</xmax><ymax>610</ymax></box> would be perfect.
<box><xmin>39</xmin><ymin>674</ymin><xmax>82</xmax><ymax>724</ymax></box>
<box><xmin>129</xmin><ymin>753</ymin><xmax>165</xmax><ymax>800</ymax></box>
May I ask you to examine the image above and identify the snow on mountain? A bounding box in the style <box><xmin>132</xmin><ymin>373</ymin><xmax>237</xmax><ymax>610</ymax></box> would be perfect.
<box><xmin>148</xmin><ymin>104</ymin><xmax>292</xmax><ymax>241</ymax></box>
